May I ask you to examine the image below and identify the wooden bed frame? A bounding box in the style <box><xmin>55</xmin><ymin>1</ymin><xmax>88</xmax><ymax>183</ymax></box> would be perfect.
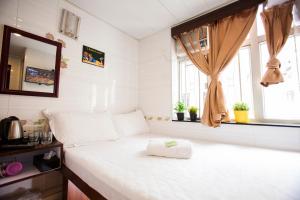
<box><xmin>62</xmin><ymin>164</ymin><xmax>107</xmax><ymax>200</ymax></box>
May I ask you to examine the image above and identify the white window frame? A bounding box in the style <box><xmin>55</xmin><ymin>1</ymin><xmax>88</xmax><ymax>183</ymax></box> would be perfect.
<box><xmin>247</xmin><ymin>18</ymin><xmax>300</xmax><ymax>123</ymax></box>
<box><xmin>175</xmin><ymin>17</ymin><xmax>300</xmax><ymax>124</ymax></box>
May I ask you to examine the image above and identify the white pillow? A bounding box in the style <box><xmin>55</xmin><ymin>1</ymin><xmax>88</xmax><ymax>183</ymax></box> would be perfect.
<box><xmin>114</xmin><ymin>110</ymin><xmax>149</xmax><ymax>136</ymax></box>
<box><xmin>43</xmin><ymin>110</ymin><xmax>119</xmax><ymax>147</ymax></box>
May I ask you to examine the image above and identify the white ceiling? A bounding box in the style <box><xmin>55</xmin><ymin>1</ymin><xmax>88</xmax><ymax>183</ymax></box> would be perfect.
<box><xmin>67</xmin><ymin>0</ymin><xmax>237</xmax><ymax>40</ymax></box>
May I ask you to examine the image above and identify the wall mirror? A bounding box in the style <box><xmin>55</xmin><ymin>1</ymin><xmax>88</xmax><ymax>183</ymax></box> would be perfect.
<box><xmin>0</xmin><ymin>25</ymin><xmax>62</xmax><ymax>97</ymax></box>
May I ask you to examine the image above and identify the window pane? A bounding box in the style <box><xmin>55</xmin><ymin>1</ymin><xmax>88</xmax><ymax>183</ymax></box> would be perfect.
<box><xmin>221</xmin><ymin>47</ymin><xmax>254</xmax><ymax>119</ymax></box>
<box><xmin>199</xmin><ymin>71</ymin><xmax>207</xmax><ymax>116</ymax></box>
<box><xmin>172</xmin><ymin>59</ymin><xmax>180</xmax><ymax>117</ymax></box>
<box><xmin>221</xmin><ymin>55</ymin><xmax>241</xmax><ymax>119</ymax></box>
<box><xmin>296</xmin><ymin>36</ymin><xmax>300</xmax><ymax>90</ymax></box>
<box><xmin>179</xmin><ymin>60</ymin><xmax>200</xmax><ymax>116</ymax></box>
<box><xmin>260</xmin><ymin>36</ymin><xmax>300</xmax><ymax>120</ymax></box>
<box><xmin>238</xmin><ymin>47</ymin><xmax>255</xmax><ymax>118</ymax></box>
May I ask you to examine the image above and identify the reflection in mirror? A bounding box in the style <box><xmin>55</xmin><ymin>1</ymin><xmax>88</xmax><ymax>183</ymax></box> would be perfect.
<box><xmin>6</xmin><ymin>33</ymin><xmax>56</xmax><ymax>93</ymax></box>
<box><xmin>7</xmin><ymin>33</ymin><xmax>57</xmax><ymax>93</ymax></box>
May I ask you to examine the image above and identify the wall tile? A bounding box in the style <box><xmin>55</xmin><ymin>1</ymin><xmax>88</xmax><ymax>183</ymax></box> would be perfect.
<box><xmin>0</xmin><ymin>0</ymin><xmax>18</xmax><ymax>27</ymax></box>
<box><xmin>18</xmin><ymin>0</ymin><xmax>59</xmax><ymax>35</ymax></box>
<box><xmin>139</xmin><ymin>28</ymin><xmax>172</xmax><ymax>63</ymax></box>
<box><xmin>0</xmin><ymin>0</ymin><xmax>139</xmax><ymax>122</ymax></box>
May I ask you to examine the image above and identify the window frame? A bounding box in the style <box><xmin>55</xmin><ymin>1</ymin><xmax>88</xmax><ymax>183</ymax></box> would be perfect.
<box><xmin>174</xmin><ymin>17</ymin><xmax>300</xmax><ymax>124</ymax></box>
<box><xmin>247</xmin><ymin>20</ymin><xmax>300</xmax><ymax>124</ymax></box>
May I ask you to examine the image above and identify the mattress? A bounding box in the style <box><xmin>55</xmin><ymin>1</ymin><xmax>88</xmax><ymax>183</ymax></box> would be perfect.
<box><xmin>64</xmin><ymin>133</ymin><xmax>300</xmax><ymax>200</ymax></box>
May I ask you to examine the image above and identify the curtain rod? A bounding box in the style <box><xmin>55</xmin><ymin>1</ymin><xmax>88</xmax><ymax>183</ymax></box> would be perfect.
<box><xmin>171</xmin><ymin>0</ymin><xmax>266</xmax><ymax>38</ymax></box>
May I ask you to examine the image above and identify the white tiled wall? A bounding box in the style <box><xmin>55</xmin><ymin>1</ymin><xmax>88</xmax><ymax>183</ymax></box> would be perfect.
<box><xmin>138</xmin><ymin>29</ymin><xmax>173</xmax><ymax>118</ymax></box>
<box><xmin>0</xmin><ymin>0</ymin><xmax>138</xmax><ymax>121</ymax></box>
<box><xmin>138</xmin><ymin>28</ymin><xmax>300</xmax><ymax>152</ymax></box>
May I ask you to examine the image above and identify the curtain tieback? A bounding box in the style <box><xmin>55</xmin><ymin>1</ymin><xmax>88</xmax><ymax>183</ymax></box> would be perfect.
<box><xmin>210</xmin><ymin>75</ymin><xmax>220</xmax><ymax>82</ymax></box>
<box><xmin>267</xmin><ymin>57</ymin><xmax>281</xmax><ymax>69</ymax></box>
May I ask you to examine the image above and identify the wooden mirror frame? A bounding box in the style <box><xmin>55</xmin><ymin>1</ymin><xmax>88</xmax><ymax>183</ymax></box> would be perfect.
<box><xmin>0</xmin><ymin>25</ymin><xmax>62</xmax><ymax>97</ymax></box>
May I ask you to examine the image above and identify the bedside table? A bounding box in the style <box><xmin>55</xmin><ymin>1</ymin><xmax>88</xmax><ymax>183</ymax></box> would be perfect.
<box><xmin>0</xmin><ymin>140</ymin><xmax>63</xmax><ymax>187</ymax></box>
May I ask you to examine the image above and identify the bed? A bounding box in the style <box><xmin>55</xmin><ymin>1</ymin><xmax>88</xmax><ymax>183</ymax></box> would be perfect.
<box><xmin>63</xmin><ymin>133</ymin><xmax>300</xmax><ymax>200</ymax></box>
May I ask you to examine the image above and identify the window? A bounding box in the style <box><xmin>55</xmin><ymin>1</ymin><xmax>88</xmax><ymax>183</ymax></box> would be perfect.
<box><xmin>177</xmin><ymin>59</ymin><xmax>207</xmax><ymax>116</ymax></box>
<box><xmin>173</xmin><ymin>5</ymin><xmax>300</xmax><ymax>123</ymax></box>
<box><xmin>260</xmin><ymin>36</ymin><xmax>300</xmax><ymax>120</ymax></box>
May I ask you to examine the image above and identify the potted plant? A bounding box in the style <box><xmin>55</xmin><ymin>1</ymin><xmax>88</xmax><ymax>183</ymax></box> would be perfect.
<box><xmin>174</xmin><ymin>102</ymin><xmax>186</xmax><ymax>121</ymax></box>
<box><xmin>188</xmin><ymin>106</ymin><xmax>198</xmax><ymax>122</ymax></box>
<box><xmin>233</xmin><ymin>102</ymin><xmax>249</xmax><ymax>123</ymax></box>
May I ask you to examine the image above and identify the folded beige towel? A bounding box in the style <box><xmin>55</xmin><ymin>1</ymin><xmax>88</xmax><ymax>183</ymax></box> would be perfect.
<box><xmin>146</xmin><ymin>138</ymin><xmax>192</xmax><ymax>159</ymax></box>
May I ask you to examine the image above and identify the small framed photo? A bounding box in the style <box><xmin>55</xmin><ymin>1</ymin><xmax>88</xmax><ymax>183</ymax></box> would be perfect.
<box><xmin>82</xmin><ymin>45</ymin><xmax>105</xmax><ymax>67</ymax></box>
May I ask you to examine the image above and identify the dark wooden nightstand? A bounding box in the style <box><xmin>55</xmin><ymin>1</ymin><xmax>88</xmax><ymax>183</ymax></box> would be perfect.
<box><xmin>0</xmin><ymin>140</ymin><xmax>63</xmax><ymax>187</ymax></box>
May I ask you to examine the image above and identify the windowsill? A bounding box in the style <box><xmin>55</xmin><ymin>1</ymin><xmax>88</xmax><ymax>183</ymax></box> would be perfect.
<box><xmin>172</xmin><ymin>119</ymin><xmax>300</xmax><ymax>128</ymax></box>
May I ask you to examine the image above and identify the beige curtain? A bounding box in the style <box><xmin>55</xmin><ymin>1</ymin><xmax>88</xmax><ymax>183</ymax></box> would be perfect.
<box><xmin>260</xmin><ymin>1</ymin><xmax>294</xmax><ymax>87</ymax></box>
<box><xmin>177</xmin><ymin>7</ymin><xmax>257</xmax><ymax>127</ymax></box>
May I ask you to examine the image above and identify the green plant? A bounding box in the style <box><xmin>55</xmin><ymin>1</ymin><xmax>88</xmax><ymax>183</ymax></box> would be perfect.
<box><xmin>174</xmin><ymin>102</ymin><xmax>186</xmax><ymax>113</ymax></box>
<box><xmin>188</xmin><ymin>106</ymin><xmax>198</xmax><ymax>114</ymax></box>
<box><xmin>233</xmin><ymin>102</ymin><xmax>249</xmax><ymax>111</ymax></box>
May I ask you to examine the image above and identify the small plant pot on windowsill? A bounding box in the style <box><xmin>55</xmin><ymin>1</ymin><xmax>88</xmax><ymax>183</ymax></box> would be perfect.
<box><xmin>176</xmin><ymin>113</ymin><xmax>184</xmax><ymax>121</ymax></box>
<box><xmin>234</xmin><ymin>111</ymin><xmax>249</xmax><ymax>123</ymax></box>
<box><xmin>188</xmin><ymin>106</ymin><xmax>198</xmax><ymax>122</ymax></box>
<box><xmin>189</xmin><ymin>113</ymin><xmax>197</xmax><ymax>122</ymax></box>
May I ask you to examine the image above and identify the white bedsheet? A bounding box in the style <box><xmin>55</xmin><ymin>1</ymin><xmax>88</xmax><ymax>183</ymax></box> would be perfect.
<box><xmin>64</xmin><ymin>134</ymin><xmax>300</xmax><ymax>200</ymax></box>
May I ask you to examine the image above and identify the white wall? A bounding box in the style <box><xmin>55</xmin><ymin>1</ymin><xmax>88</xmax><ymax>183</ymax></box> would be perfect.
<box><xmin>138</xmin><ymin>28</ymin><xmax>300</xmax><ymax>152</ymax></box>
<box><xmin>138</xmin><ymin>29</ymin><xmax>173</xmax><ymax>118</ymax></box>
<box><xmin>0</xmin><ymin>0</ymin><xmax>138</xmax><ymax>121</ymax></box>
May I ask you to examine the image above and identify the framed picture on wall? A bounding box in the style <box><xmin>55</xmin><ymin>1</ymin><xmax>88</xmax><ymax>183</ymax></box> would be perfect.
<box><xmin>24</xmin><ymin>66</ymin><xmax>55</xmax><ymax>86</ymax></box>
<box><xmin>82</xmin><ymin>45</ymin><xmax>105</xmax><ymax>67</ymax></box>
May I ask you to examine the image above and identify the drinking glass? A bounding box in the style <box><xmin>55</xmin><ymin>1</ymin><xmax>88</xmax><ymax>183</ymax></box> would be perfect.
<box><xmin>28</xmin><ymin>131</ymin><xmax>40</xmax><ymax>145</ymax></box>
<box><xmin>41</xmin><ymin>131</ymin><xmax>53</xmax><ymax>145</ymax></box>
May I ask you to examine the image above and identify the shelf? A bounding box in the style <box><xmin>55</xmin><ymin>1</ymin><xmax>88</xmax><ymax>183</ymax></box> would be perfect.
<box><xmin>0</xmin><ymin>140</ymin><xmax>63</xmax><ymax>187</ymax></box>
<box><xmin>172</xmin><ymin>119</ymin><xmax>300</xmax><ymax>128</ymax></box>
<box><xmin>0</xmin><ymin>161</ymin><xmax>60</xmax><ymax>187</ymax></box>
<box><xmin>0</xmin><ymin>140</ymin><xmax>63</xmax><ymax>157</ymax></box>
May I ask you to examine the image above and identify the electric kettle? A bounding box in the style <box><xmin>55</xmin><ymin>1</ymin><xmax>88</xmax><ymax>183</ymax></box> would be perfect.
<box><xmin>0</xmin><ymin>116</ymin><xmax>24</xmax><ymax>144</ymax></box>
